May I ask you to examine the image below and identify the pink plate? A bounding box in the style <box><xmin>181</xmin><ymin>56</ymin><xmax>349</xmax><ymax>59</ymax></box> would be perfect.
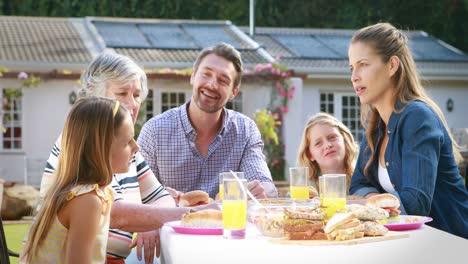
<box><xmin>383</xmin><ymin>215</ymin><xmax>433</xmax><ymax>231</ymax></box>
<box><xmin>165</xmin><ymin>221</ymin><xmax>223</xmax><ymax>235</ymax></box>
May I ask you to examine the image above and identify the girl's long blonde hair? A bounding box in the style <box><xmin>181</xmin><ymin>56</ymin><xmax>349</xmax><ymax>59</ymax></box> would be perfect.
<box><xmin>351</xmin><ymin>22</ymin><xmax>462</xmax><ymax>176</ymax></box>
<box><xmin>297</xmin><ymin>112</ymin><xmax>359</xmax><ymax>191</ymax></box>
<box><xmin>23</xmin><ymin>97</ymin><xmax>127</xmax><ymax>262</ymax></box>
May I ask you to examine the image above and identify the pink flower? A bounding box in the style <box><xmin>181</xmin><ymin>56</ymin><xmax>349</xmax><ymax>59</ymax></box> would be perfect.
<box><xmin>18</xmin><ymin>72</ymin><xmax>28</xmax><ymax>80</ymax></box>
<box><xmin>275</xmin><ymin>81</ymin><xmax>283</xmax><ymax>90</ymax></box>
<box><xmin>290</xmin><ymin>84</ymin><xmax>296</xmax><ymax>91</ymax></box>
<box><xmin>279</xmin><ymin>89</ymin><xmax>287</xmax><ymax>97</ymax></box>
<box><xmin>279</xmin><ymin>106</ymin><xmax>289</xmax><ymax>114</ymax></box>
<box><xmin>255</xmin><ymin>64</ymin><xmax>265</xmax><ymax>72</ymax></box>
<box><xmin>288</xmin><ymin>92</ymin><xmax>294</xmax><ymax>99</ymax></box>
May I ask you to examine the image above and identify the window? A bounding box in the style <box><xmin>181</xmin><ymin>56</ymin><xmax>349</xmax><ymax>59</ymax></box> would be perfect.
<box><xmin>320</xmin><ymin>93</ymin><xmax>334</xmax><ymax>115</ymax></box>
<box><xmin>161</xmin><ymin>92</ymin><xmax>186</xmax><ymax>113</ymax></box>
<box><xmin>1</xmin><ymin>88</ymin><xmax>22</xmax><ymax>151</ymax></box>
<box><xmin>145</xmin><ymin>89</ymin><xmax>154</xmax><ymax>121</ymax></box>
<box><xmin>320</xmin><ymin>92</ymin><xmax>363</xmax><ymax>142</ymax></box>
<box><xmin>226</xmin><ymin>91</ymin><xmax>243</xmax><ymax>112</ymax></box>
<box><xmin>144</xmin><ymin>89</ymin><xmax>189</xmax><ymax>120</ymax></box>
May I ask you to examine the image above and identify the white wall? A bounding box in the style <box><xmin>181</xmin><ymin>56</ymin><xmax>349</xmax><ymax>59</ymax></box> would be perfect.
<box><xmin>0</xmin><ymin>79</ymin><xmax>78</xmax><ymax>184</ymax></box>
<box><xmin>425</xmin><ymin>82</ymin><xmax>468</xmax><ymax>129</ymax></box>
<box><xmin>240</xmin><ymin>81</ymin><xmax>272</xmax><ymax>119</ymax></box>
<box><xmin>283</xmin><ymin>78</ymin><xmax>304</xmax><ymax>176</ymax></box>
<box><xmin>23</xmin><ymin>80</ymin><xmax>78</xmax><ymax>157</ymax></box>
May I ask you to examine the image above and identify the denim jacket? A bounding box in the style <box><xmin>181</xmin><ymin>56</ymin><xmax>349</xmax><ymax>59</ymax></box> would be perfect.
<box><xmin>350</xmin><ymin>100</ymin><xmax>468</xmax><ymax>238</ymax></box>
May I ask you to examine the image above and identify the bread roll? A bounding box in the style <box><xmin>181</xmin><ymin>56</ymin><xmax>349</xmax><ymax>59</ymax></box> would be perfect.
<box><xmin>180</xmin><ymin>209</ymin><xmax>223</xmax><ymax>228</ymax></box>
<box><xmin>179</xmin><ymin>190</ymin><xmax>209</xmax><ymax>207</ymax></box>
<box><xmin>366</xmin><ymin>193</ymin><xmax>400</xmax><ymax>209</ymax></box>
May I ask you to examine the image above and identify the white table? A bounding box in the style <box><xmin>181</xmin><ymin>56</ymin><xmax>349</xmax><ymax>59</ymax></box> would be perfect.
<box><xmin>160</xmin><ymin>223</ymin><xmax>467</xmax><ymax>264</ymax></box>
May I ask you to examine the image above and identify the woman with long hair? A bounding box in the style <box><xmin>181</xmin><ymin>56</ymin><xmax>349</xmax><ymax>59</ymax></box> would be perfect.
<box><xmin>348</xmin><ymin>22</ymin><xmax>468</xmax><ymax>238</ymax></box>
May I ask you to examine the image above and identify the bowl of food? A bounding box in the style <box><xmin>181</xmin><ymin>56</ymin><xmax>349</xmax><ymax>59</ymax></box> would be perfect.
<box><xmin>248</xmin><ymin>200</ymin><xmax>320</xmax><ymax>238</ymax></box>
<box><xmin>249</xmin><ymin>205</ymin><xmax>286</xmax><ymax>238</ymax></box>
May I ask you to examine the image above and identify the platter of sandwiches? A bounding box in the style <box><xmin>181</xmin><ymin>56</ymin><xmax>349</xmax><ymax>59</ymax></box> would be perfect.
<box><xmin>271</xmin><ymin>205</ymin><xmax>409</xmax><ymax>245</ymax></box>
<box><xmin>268</xmin><ymin>194</ymin><xmax>417</xmax><ymax>245</ymax></box>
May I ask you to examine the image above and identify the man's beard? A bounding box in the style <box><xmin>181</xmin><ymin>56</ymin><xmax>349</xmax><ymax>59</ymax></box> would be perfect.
<box><xmin>193</xmin><ymin>88</ymin><xmax>225</xmax><ymax>113</ymax></box>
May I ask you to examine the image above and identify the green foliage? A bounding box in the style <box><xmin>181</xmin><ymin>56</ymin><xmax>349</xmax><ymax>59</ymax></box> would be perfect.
<box><xmin>254</xmin><ymin>109</ymin><xmax>285</xmax><ymax>181</ymax></box>
<box><xmin>4</xmin><ymin>223</ymin><xmax>31</xmax><ymax>264</ymax></box>
<box><xmin>255</xmin><ymin>109</ymin><xmax>279</xmax><ymax>145</ymax></box>
<box><xmin>253</xmin><ymin>60</ymin><xmax>295</xmax><ymax>181</ymax></box>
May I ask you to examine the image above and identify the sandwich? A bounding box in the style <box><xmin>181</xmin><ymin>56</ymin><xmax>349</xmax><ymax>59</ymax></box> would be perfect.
<box><xmin>179</xmin><ymin>190</ymin><xmax>210</xmax><ymax>207</ymax></box>
<box><xmin>180</xmin><ymin>209</ymin><xmax>223</xmax><ymax>228</ymax></box>
<box><xmin>345</xmin><ymin>204</ymin><xmax>389</xmax><ymax>221</ymax></box>
<box><xmin>345</xmin><ymin>204</ymin><xmax>389</xmax><ymax>236</ymax></box>
<box><xmin>362</xmin><ymin>220</ymin><xmax>389</xmax><ymax>236</ymax></box>
<box><xmin>366</xmin><ymin>193</ymin><xmax>401</xmax><ymax>223</ymax></box>
<box><xmin>283</xmin><ymin>207</ymin><xmax>327</xmax><ymax>240</ymax></box>
<box><xmin>324</xmin><ymin>212</ymin><xmax>365</xmax><ymax>241</ymax></box>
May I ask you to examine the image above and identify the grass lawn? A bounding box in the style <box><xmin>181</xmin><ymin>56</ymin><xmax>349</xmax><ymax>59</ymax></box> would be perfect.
<box><xmin>4</xmin><ymin>223</ymin><xmax>30</xmax><ymax>264</ymax></box>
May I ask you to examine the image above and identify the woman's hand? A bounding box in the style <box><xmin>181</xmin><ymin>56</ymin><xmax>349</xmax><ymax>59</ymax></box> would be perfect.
<box><xmin>364</xmin><ymin>192</ymin><xmax>379</xmax><ymax>199</ymax></box>
<box><xmin>165</xmin><ymin>186</ymin><xmax>183</xmax><ymax>205</ymax></box>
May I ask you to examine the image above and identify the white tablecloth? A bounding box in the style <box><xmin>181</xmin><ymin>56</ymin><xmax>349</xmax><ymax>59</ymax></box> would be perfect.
<box><xmin>160</xmin><ymin>223</ymin><xmax>467</xmax><ymax>264</ymax></box>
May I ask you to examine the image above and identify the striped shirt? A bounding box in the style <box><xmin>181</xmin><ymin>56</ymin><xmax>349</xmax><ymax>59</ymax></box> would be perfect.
<box><xmin>39</xmin><ymin>136</ymin><xmax>171</xmax><ymax>259</ymax></box>
<box><xmin>34</xmin><ymin>184</ymin><xmax>113</xmax><ymax>263</ymax></box>
<box><xmin>137</xmin><ymin>101</ymin><xmax>275</xmax><ymax>198</ymax></box>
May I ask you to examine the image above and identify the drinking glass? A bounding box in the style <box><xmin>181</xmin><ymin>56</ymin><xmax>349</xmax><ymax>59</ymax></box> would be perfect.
<box><xmin>219</xmin><ymin>172</ymin><xmax>244</xmax><ymax>200</ymax></box>
<box><xmin>289</xmin><ymin>167</ymin><xmax>309</xmax><ymax>199</ymax></box>
<box><xmin>222</xmin><ymin>173</ymin><xmax>247</xmax><ymax>239</ymax></box>
<box><xmin>319</xmin><ymin>174</ymin><xmax>347</xmax><ymax>219</ymax></box>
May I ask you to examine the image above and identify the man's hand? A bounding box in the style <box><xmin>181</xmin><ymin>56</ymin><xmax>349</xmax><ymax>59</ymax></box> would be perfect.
<box><xmin>129</xmin><ymin>229</ymin><xmax>160</xmax><ymax>264</ymax></box>
<box><xmin>247</xmin><ymin>180</ymin><xmax>267</xmax><ymax>199</ymax></box>
<box><xmin>165</xmin><ymin>186</ymin><xmax>183</xmax><ymax>205</ymax></box>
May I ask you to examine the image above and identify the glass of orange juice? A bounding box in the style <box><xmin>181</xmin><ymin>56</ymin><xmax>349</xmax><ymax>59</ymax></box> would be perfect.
<box><xmin>222</xmin><ymin>174</ymin><xmax>247</xmax><ymax>239</ymax></box>
<box><xmin>319</xmin><ymin>174</ymin><xmax>347</xmax><ymax>219</ymax></box>
<box><xmin>219</xmin><ymin>172</ymin><xmax>244</xmax><ymax>200</ymax></box>
<box><xmin>289</xmin><ymin>167</ymin><xmax>309</xmax><ymax>199</ymax></box>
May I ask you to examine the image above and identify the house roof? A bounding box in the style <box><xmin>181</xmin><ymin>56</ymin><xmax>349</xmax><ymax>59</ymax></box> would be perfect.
<box><xmin>1</xmin><ymin>16</ymin><xmax>467</xmax><ymax>81</ymax></box>
<box><xmin>86</xmin><ymin>17</ymin><xmax>273</xmax><ymax>68</ymax></box>
<box><xmin>0</xmin><ymin>16</ymin><xmax>273</xmax><ymax>72</ymax></box>
<box><xmin>241</xmin><ymin>26</ymin><xmax>468</xmax><ymax>80</ymax></box>
<box><xmin>0</xmin><ymin>16</ymin><xmax>92</xmax><ymax>70</ymax></box>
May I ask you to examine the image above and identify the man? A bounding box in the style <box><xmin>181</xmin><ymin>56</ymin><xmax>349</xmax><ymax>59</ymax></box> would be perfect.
<box><xmin>38</xmin><ymin>51</ymin><xmax>202</xmax><ymax>264</ymax></box>
<box><xmin>138</xmin><ymin>43</ymin><xmax>278</xmax><ymax>200</ymax></box>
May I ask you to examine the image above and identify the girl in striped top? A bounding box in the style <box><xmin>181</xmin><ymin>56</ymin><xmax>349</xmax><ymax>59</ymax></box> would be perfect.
<box><xmin>21</xmin><ymin>97</ymin><xmax>139</xmax><ymax>263</ymax></box>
